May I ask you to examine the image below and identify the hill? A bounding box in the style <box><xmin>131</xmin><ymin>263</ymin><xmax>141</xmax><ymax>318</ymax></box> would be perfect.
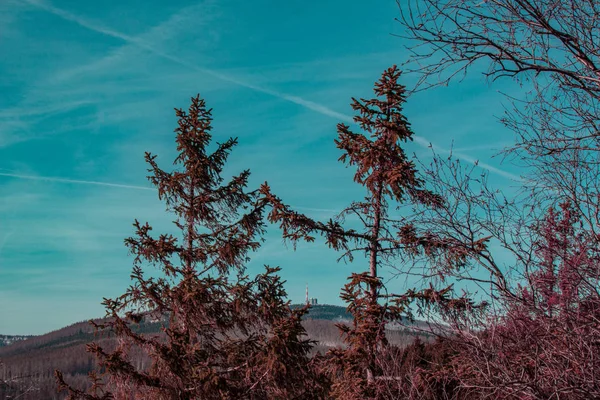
<box><xmin>0</xmin><ymin>306</ymin><xmax>430</xmax><ymax>399</ymax></box>
<box><xmin>294</xmin><ymin>304</ymin><xmax>435</xmax><ymax>332</ymax></box>
<box><xmin>291</xmin><ymin>303</ymin><xmax>352</xmax><ymax>320</ymax></box>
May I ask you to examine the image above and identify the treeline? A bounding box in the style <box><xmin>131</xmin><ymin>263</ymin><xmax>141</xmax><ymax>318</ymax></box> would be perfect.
<box><xmin>0</xmin><ymin>318</ymin><xmax>171</xmax><ymax>399</ymax></box>
<box><xmin>0</xmin><ymin>318</ymin><xmax>429</xmax><ymax>399</ymax></box>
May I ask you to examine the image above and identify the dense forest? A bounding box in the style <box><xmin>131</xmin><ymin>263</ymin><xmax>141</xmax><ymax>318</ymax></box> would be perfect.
<box><xmin>3</xmin><ymin>0</ymin><xmax>600</xmax><ymax>398</ymax></box>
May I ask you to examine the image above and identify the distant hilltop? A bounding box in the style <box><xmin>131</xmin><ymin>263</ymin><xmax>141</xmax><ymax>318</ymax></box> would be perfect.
<box><xmin>0</xmin><ymin>304</ymin><xmax>426</xmax><ymax>344</ymax></box>
<box><xmin>291</xmin><ymin>303</ymin><xmax>352</xmax><ymax>321</ymax></box>
<box><xmin>290</xmin><ymin>303</ymin><xmax>434</xmax><ymax>333</ymax></box>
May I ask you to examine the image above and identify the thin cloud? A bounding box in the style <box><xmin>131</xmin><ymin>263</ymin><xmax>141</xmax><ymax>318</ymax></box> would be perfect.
<box><xmin>22</xmin><ymin>0</ymin><xmax>516</xmax><ymax>181</ymax></box>
<box><xmin>0</xmin><ymin>172</ymin><xmax>154</xmax><ymax>191</ymax></box>
<box><xmin>1</xmin><ymin>0</ymin><xmax>216</xmax><ymax>131</ymax></box>
<box><xmin>21</xmin><ymin>0</ymin><xmax>140</xmax><ymax>43</ymax></box>
<box><xmin>412</xmin><ymin>136</ymin><xmax>522</xmax><ymax>182</ymax></box>
<box><xmin>294</xmin><ymin>205</ymin><xmax>341</xmax><ymax>214</ymax></box>
<box><xmin>452</xmin><ymin>142</ymin><xmax>512</xmax><ymax>152</ymax></box>
<box><xmin>0</xmin><ymin>171</ymin><xmax>345</xmax><ymax>222</ymax></box>
<box><xmin>22</xmin><ymin>0</ymin><xmax>352</xmax><ymax>123</ymax></box>
<box><xmin>0</xmin><ymin>171</ymin><xmax>340</xmax><ymax>214</ymax></box>
<box><xmin>0</xmin><ymin>100</ymin><xmax>93</xmax><ymax>119</ymax></box>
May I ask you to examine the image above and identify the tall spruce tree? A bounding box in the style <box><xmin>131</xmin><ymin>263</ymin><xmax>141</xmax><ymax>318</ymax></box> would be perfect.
<box><xmin>259</xmin><ymin>66</ymin><xmax>447</xmax><ymax>398</ymax></box>
<box><xmin>55</xmin><ymin>95</ymin><xmax>326</xmax><ymax>400</ymax></box>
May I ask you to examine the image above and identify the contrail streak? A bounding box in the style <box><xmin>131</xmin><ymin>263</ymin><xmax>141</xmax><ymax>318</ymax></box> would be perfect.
<box><xmin>412</xmin><ymin>137</ymin><xmax>522</xmax><ymax>181</ymax></box>
<box><xmin>21</xmin><ymin>0</ymin><xmax>519</xmax><ymax>181</ymax></box>
<box><xmin>0</xmin><ymin>172</ymin><xmax>340</xmax><ymax>214</ymax></box>
<box><xmin>0</xmin><ymin>172</ymin><xmax>154</xmax><ymax>191</ymax></box>
<box><xmin>294</xmin><ymin>206</ymin><xmax>341</xmax><ymax>214</ymax></box>
<box><xmin>20</xmin><ymin>0</ymin><xmax>352</xmax><ymax>123</ymax></box>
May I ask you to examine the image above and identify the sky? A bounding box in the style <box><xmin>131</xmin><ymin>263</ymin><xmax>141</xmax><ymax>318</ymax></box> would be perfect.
<box><xmin>0</xmin><ymin>0</ymin><xmax>524</xmax><ymax>335</ymax></box>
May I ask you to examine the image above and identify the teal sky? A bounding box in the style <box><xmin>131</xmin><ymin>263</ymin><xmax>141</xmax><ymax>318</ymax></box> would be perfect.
<box><xmin>0</xmin><ymin>0</ymin><xmax>523</xmax><ymax>335</ymax></box>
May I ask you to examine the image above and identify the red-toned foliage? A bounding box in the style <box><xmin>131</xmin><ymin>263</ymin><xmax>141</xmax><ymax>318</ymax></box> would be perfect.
<box><xmin>55</xmin><ymin>95</ymin><xmax>326</xmax><ymax>400</ymax></box>
<box><xmin>395</xmin><ymin>2</ymin><xmax>600</xmax><ymax>397</ymax></box>
<box><xmin>260</xmin><ymin>66</ymin><xmax>454</xmax><ymax>398</ymax></box>
<box><xmin>446</xmin><ymin>202</ymin><xmax>600</xmax><ymax>398</ymax></box>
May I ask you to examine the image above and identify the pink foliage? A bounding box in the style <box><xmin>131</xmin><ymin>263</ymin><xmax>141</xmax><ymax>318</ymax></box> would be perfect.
<box><xmin>450</xmin><ymin>202</ymin><xmax>600</xmax><ymax>398</ymax></box>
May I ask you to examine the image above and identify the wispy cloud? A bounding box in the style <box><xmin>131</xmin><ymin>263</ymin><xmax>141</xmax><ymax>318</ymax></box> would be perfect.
<box><xmin>0</xmin><ymin>100</ymin><xmax>94</xmax><ymax>119</ymax></box>
<box><xmin>0</xmin><ymin>100</ymin><xmax>97</xmax><ymax>146</ymax></box>
<box><xmin>18</xmin><ymin>0</ymin><xmax>515</xmax><ymax>182</ymax></box>
<box><xmin>412</xmin><ymin>136</ymin><xmax>522</xmax><ymax>182</ymax></box>
<box><xmin>0</xmin><ymin>170</ymin><xmax>344</xmax><ymax>219</ymax></box>
<box><xmin>452</xmin><ymin>142</ymin><xmax>512</xmax><ymax>153</ymax></box>
<box><xmin>0</xmin><ymin>0</ymin><xmax>221</xmax><ymax>147</ymax></box>
<box><xmin>0</xmin><ymin>172</ymin><xmax>154</xmax><ymax>190</ymax></box>
<box><xmin>24</xmin><ymin>0</ymin><xmax>352</xmax><ymax>122</ymax></box>
<box><xmin>294</xmin><ymin>206</ymin><xmax>341</xmax><ymax>214</ymax></box>
<box><xmin>21</xmin><ymin>0</ymin><xmax>144</xmax><ymax>43</ymax></box>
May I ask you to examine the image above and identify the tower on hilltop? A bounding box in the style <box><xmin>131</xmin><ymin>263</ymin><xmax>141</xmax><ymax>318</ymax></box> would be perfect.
<box><xmin>305</xmin><ymin>283</ymin><xmax>318</xmax><ymax>306</ymax></box>
<box><xmin>306</xmin><ymin>283</ymin><xmax>309</xmax><ymax>305</ymax></box>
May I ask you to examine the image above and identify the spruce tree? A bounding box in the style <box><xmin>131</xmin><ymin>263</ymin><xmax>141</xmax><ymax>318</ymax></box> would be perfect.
<box><xmin>260</xmin><ymin>66</ymin><xmax>446</xmax><ymax>398</ymax></box>
<box><xmin>56</xmin><ymin>95</ymin><xmax>326</xmax><ymax>400</ymax></box>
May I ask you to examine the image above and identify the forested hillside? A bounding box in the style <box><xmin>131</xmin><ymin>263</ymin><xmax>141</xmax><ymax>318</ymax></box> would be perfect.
<box><xmin>0</xmin><ymin>307</ymin><xmax>429</xmax><ymax>400</ymax></box>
